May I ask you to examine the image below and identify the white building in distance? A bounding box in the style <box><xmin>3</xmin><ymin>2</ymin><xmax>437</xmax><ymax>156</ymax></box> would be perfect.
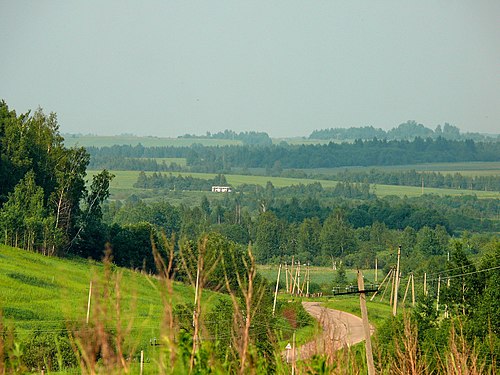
<box><xmin>211</xmin><ymin>186</ymin><xmax>232</xmax><ymax>193</ymax></box>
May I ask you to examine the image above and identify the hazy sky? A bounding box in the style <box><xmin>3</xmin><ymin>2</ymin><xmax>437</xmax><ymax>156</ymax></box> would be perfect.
<box><xmin>1</xmin><ymin>1</ymin><xmax>499</xmax><ymax>137</ymax></box>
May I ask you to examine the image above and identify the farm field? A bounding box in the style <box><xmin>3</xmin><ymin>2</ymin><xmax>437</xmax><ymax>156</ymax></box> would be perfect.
<box><xmin>136</xmin><ymin>157</ymin><xmax>188</xmax><ymax>166</ymax></box>
<box><xmin>301</xmin><ymin>161</ymin><xmax>500</xmax><ymax>177</ymax></box>
<box><xmin>63</xmin><ymin>134</ymin><xmax>242</xmax><ymax>148</ymax></box>
<box><xmin>87</xmin><ymin>170</ymin><xmax>500</xmax><ymax>200</ymax></box>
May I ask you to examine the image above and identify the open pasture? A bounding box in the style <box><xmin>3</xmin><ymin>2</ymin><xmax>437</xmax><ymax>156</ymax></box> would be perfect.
<box><xmin>63</xmin><ymin>134</ymin><xmax>242</xmax><ymax>148</ymax></box>
<box><xmin>302</xmin><ymin>161</ymin><xmax>500</xmax><ymax>177</ymax></box>
<box><xmin>88</xmin><ymin>170</ymin><xmax>500</xmax><ymax>200</ymax></box>
<box><xmin>136</xmin><ymin>157</ymin><xmax>188</xmax><ymax>166</ymax></box>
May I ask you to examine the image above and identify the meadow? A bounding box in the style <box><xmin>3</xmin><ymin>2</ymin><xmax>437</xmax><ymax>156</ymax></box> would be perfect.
<box><xmin>63</xmin><ymin>134</ymin><xmax>242</xmax><ymax>148</ymax></box>
<box><xmin>87</xmin><ymin>169</ymin><xmax>500</xmax><ymax>200</ymax></box>
<box><xmin>302</xmin><ymin>161</ymin><xmax>500</xmax><ymax>177</ymax></box>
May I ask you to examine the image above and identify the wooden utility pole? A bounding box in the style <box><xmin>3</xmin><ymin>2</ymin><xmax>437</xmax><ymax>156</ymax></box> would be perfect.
<box><xmin>371</xmin><ymin>267</ymin><xmax>392</xmax><ymax>301</ymax></box>
<box><xmin>380</xmin><ymin>268</ymin><xmax>394</xmax><ymax>302</ymax></box>
<box><xmin>436</xmin><ymin>275</ymin><xmax>441</xmax><ymax>312</ymax></box>
<box><xmin>285</xmin><ymin>263</ymin><xmax>289</xmax><ymax>293</ymax></box>
<box><xmin>272</xmin><ymin>263</ymin><xmax>282</xmax><ymax>316</ymax></box>
<box><xmin>393</xmin><ymin>245</ymin><xmax>401</xmax><ymax>316</ymax></box>
<box><xmin>86</xmin><ymin>281</ymin><xmax>92</xmax><ymax>325</ymax></box>
<box><xmin>375</xmin><ymin>258</ymin><xmax>378</xmax><ymax>283</ymax></box>
<box><xmin>424</xmin><ymin>272</ymin><xmax>427</xmax><ymax>296</ymax></box>
<box><xmin>389</xmin><ymin>267</ymin><xmax>395</xmax><ymax>306</ymax></box>
<box><xmin>357</xmin><ymin>270</ymin><xmax>375</xmax><ymax>375</ymax></box>
<box><xmin>411</xmin><ymin>273</ymin><xmax>415</xmax><ymax>307</ymax></box>
<box><xmin>306</xmin><ymin>263</ymin><xmax>311</xmax><ymax>297</ymax></box>
<box><xmin>140</xmin><ymin>350</ymin><xmax>144</xmax><ymax>375</ymax></box>
<box><xmin>402</xmin><ymin>275</ymin><xmax>411</xmax><ymax>305</ymax></box>
<box><xmin>297</xmin><ymin>262</ymin><xmax>301</xmax><ymax>295</ymax></box>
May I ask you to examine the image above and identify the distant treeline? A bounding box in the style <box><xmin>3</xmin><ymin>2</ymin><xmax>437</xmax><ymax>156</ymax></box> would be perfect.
<box><xmin>309</xmin><ymin>121</ymin><xmax>498</xmax><ymax>141</ymax></box>
<box><xmin>88</xmin><ymin>155</ymin><xmax>183</xmax><ymax>172</ymax></box>
<box><xmin>88</xmin><ymin>137</ymin><xmax>500</xmax><ymax>171</ymax></box>
<box><xmin>329</xmin><ymin>169</ymin><xmax>500</xmax><ymax>192</ymax></box>
<box><xmin>134</xmin><ymin>172</ymin><xmax>229</xmax><ymax>190</ymax></box>
<box><xmin>179</xmin><ymin>130</ymin><xmax>272</xmax><ymax>145</ymax></box>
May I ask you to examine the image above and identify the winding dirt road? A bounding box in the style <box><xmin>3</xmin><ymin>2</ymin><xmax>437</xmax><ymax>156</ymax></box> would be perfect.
<box><xmin>294</xmin><ymin>301</ymin><xmax>374</xmax><ymax>360</ymax></box>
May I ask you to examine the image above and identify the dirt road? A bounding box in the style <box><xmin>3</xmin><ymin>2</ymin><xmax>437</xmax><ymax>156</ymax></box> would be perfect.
<box><xmin>292</xmin><ymin>301</ymin><xmax>374</xmax><ymax>360</ymax></box>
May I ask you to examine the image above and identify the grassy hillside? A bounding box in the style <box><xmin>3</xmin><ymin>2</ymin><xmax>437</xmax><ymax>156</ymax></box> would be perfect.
<box><xmin>0</xmin><ymin>245</ymin><xmax>221</xmax><ymax>340</ymax></box>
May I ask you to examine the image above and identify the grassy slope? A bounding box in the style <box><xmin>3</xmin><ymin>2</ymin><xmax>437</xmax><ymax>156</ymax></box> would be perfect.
<box><xmin>88</xmin><ymin>169</ymin><xmax>500</xmax><ymax>200</ymax></box>
<box><xmin>0</xmin><ymin>245</ymin><xmax>222</xmax><ymax>340</ymax></box>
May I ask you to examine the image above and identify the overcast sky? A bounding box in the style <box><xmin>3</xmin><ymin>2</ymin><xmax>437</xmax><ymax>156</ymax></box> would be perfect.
<box><xmin>1</xmin><ymin>1</ymin><xmax>499</xmax><ymax>137</ymax></box>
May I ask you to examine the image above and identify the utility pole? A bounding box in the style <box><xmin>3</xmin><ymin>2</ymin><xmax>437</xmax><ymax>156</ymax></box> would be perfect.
<box><xmin>306</xmin><ymin>263</ymin><xmax>311</xmax><ymax>297</ymax></box>
<box><xmin>285</xmin><ymin>262</ymin><xmax>289</xmax><ymax>293</ymax></box>
<box><xmin>357</xmin><ymin>270</ymin><xmax>375</xmax><ymax>375</ymax></box>
<box><xmin>272</xmin><ymin>263</ymin><xmax>282</xmax><ymax>316</ymax></box>
<box><xmin>375</xmin><ymin>257</ymin><xmax>378</xmax><ymax>283</ymax></box>
<box><xmin>436</xmin><ymin>274</ymin><xmax>441</xmax><ymax>312</ymax></box>
<box><xmin>411</xmin><ymin>273</ymin><xmax>415</xmax><ymax>307</ymax></box>
<box><xmin>370</xmin><ymin>268</ymin><xmax>392</xmax><ymax>301</ymax></box>
<box><xmin>393</xmin><ymin>245</ymin><xmax>401</xmax><ymax>316</ymax></box>
<box><xmin>86</xmin><ymin>281</ymin><xmax>92</xmax><ymax>325</ymax></box>
<box><xmin>424</xmin><ymin>272</ymin><xmax>427</xmax><ymax>296</ymax></box>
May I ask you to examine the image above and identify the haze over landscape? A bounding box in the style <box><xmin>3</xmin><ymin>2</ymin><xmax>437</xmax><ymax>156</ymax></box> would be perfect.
<box><xmin>1</xmin><ymin>1</ymin><xmax>499</xmax><ymax>137</ymax></box>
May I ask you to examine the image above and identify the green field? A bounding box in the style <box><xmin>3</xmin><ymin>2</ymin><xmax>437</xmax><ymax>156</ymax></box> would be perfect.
<box><xmin>302</xmin><ymin>161</ymin><xmax>500</xmax><ymax>177</ymax></box>
<box><xmin>137</xmin><ymin>157</ymin><xmax>187</xmax><ymax>166</ymax></box>
<box><xmin>63</xmin><ymin>134</ymin><xmax>242</xmax><ymax>148</ymax></box>
<box><xmin>88</xmin><ymin>170</ymin><xmax>500</xmax><ymax>200</ymax></box>
<box><xmin>258</xmin><ymin>265</ymin><xmax>381</xmax><ymax>290</ymax></box>
<box><xmin>0</xmin><ymin>244</ymin><xmax>224</xmax><ymax>340</ymax></box>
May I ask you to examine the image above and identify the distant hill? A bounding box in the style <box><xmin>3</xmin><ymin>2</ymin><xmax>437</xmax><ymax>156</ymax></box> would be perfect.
<box><xmin>309</xmin><ymin>121</ymin><xmax>499</xmax><ymax>142</ymax></box>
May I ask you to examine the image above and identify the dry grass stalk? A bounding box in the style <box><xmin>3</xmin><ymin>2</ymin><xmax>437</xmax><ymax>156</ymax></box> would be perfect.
<box><xmin>179</xmin><ymin>235</ymin><xmax>221</xmax><ymax>373</ymax></box>
<box><xmin>391</xmin><ymin>312</ymin><xmax>428</xmax><ymax>375</ymax></box>
<box><xmin>152</xmin><ymin>233</ymin><xmax>177</xmax><ymax>374</ymax></box>
<box><xmin>223</xmin><ymin>245</ymin><xmax>265</xmax><ymax>375</ymax></box>
<box><xmin>441</xmin><ymin>323</ymin><xmax>485</xmax><ymax>375</ymax></box>
<box><xmin>69</xmin><ymin>246</ymin><xmax>139</xmax><ymax>374</ymax></box>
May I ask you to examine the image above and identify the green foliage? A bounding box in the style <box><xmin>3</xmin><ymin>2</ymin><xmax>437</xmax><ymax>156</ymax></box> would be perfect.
<box><xmin>21</xmin><ymin>328</ymin><xmax>77</xmax><ymax>371</ymax></box>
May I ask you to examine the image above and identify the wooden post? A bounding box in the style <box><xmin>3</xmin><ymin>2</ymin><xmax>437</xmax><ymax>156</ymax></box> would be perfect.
<box><xmin>306</xmin><ymin>263</ymin><xmax>310</xmax><ymax>296</ymax></box>
<box><xmin>424</xmin><ymin>272</ymin><xmax>427</xmax><ymax>296</ymax></box>
<box><xmin>193</xmin><ymin>262</ymin><xmax>200</xmax><ymax>326</ymax></box>
<box><xmin>375</xmin><ymin>257</ymin><xmax>378</xmax><ymax>283</ymax></box>
<box><xmin>297</xmin><ymin>262</ymin><xmax>301</xmax><ymax>295</ymax></box>
<box><xmin>285</xmin><ymin>262</ymin><xmax>289</xmax><ymax>293</ymax></box>
<box><xmin>272</xmin><ymin>264</ymin><xmax>282</xmax><ymax>316</ymax></box>
<box><xmin>436</xmin><ymin>274</ymin><xmax>441</xmax><ymax>312</ymax></box>
<box><xmin>140</xmin><ymin>350</ymin><xmax>144</xmax><ymax>375</ymax></box>
<box><xmin>292</xmin><ymin>331</ymin><xmax>296</xmax><ymax>375</ymax></box>
<box><xmin>402</xmin><ymin>275</ymin><xmax>411</xmax><ymax>305</ymax></box>
<box><xmin>393</xmin><ymin>245</ymin><xmax>401</xmax><ymax>316</ymax></box>
<box><xmin>411</xmin><ymin>273</ymin><xmax>415</xmax><ymax>307</ymax></box>
<box><xmin>86</xmin><ymin>281</ymin><xmax>92</xmax><ymax>325</ymax></box>
<box><xmin>380</xmin><ymin>268</ymin><xmax>393</xmax><ymax>302</ymax></box>
<box><xmin>290</xmin><ymin>256</ymin><xmax>295</xmax><ymax>293</ymax></box>
<box><xmin>357</xmin><ymin>270</ymin><xmax>375</xmax><ymax>375</ymax></box>
<box><xmin>371</xmin><ymin>268</ymin><xmax>392</xmax><ymax>301</ymax></box>
<box><xmin>389</xmin><ymin>267</ymin><xmax>395</xmax><ymax>306</ymax></box>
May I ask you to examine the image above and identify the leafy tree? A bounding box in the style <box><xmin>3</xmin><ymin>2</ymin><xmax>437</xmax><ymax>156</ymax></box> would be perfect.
<box><xmin>320</xmin><ymin>210</ymin><xmax>358</xmax><ymax>260</ymax></box>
